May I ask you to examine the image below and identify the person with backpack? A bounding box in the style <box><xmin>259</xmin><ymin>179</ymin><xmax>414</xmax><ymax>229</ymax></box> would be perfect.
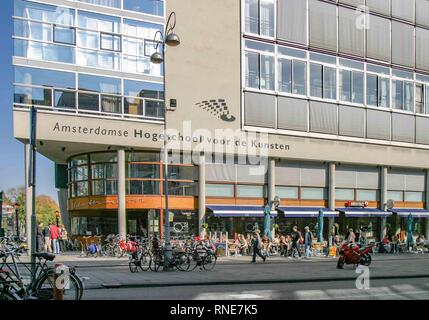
<box><xmin>43</xmin><ymin>223</ymin><xmax>52</xmax><ymax>253</ymax></box>
<box><xmin>251</xmin><ymin>229</ymin><xmax>266</xmax><ymax>263</ymax></box>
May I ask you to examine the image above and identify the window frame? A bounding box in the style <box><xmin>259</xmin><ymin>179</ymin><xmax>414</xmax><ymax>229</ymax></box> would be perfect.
<box><xmin>53</xmin><ymin>24</ymin><xmax>76</xmax><ymax>46</ymax></box>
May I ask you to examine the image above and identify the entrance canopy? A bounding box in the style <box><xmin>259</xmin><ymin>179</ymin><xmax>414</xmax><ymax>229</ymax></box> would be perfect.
<box><xmin>207</xmin><ymin>205</ymin><xmax>277</xmax><ymax>217</ymax></box>
<box><xmin>337</xmin><ymin>207</ymin><xmax>392</xmax><ymax>217</ymax></box>
<box><xmin>277</xmin><ymin>207</ymin><xmax>339</xmax><ymax>218</ymax></box>
<box><xmin>388</xmin><ymin>208</ymin><xmax>429</xmax><ymax>218</ymax></box>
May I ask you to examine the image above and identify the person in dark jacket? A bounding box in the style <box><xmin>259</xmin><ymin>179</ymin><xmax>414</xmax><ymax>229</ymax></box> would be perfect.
<box><xmin>251</xmin><ymin>229</ymin><xmax>266</xmax><ymax>263</ymax></box>
<box><xmin>36</xmin><ymin>222</ymin><xmax>44</xmax><ymax>252</ymax></box>
<box><xmin>304</xmin><ymin>226</ymin><xmax>313</xmax><ymax>257</ymax></box>
<box><xmin>289</xmin><ymin>226</ymin><xmax>302</xmax><ymax>258</ymax></box>
<box><xmin>43</xmin><ymin>224</ymin><xmax>52</xmax><ymax>252</ymax></box>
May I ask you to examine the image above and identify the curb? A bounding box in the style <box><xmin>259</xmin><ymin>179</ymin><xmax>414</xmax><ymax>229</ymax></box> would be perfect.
<box><xmin>90</xmin><ymin>274</ymin><xmax>429</xmax><ymax>290</ymax></box>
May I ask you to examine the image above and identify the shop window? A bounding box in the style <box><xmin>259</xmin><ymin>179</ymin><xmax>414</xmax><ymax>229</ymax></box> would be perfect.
<box><xmin>275</xmin><ymin>186</ymin><xmax>299</xmax><ymax>199</ymax></box>
<box><xmin>301</xmin><ymin>187</ymin><xmax>327</xmax><ymax>200</ymax></box>
<box><xmin>206</xmin><ymin>184</ymin><xmax>234</xmax><ymax>197</ymax></box>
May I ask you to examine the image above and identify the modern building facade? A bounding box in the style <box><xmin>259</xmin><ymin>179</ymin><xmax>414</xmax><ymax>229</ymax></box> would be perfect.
<box><xmin>13</xmin><ymin>0</ymin><xmax>429</xmax><ymax>242</ymax></box>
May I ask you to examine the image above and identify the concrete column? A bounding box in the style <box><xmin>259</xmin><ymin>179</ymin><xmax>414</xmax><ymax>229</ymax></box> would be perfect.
<box><xmin>425</xmin><ymin>170</ymin><xmax>429</xmax><ymax>240</ymax></box>
<box><xmin>117</xmin><ymin>149</ymin><xmax>126</xmax><ymax>237</ymax></box>
<box><xmin>57</xmin><ymin>189</ymin><xmax>70</xmax><ymax>232</ymax></box>
<box><xmin>380</xmin><ymin>166</ymin><xmax>388</xmax><ymax>239</ymax></box>
<box><xmin>198</xmin><ymin>153</ymin><xmax>206</xmax><ymax>236</ymax></box>
<box><xmin>328</xmin><ymin>163</ymin><xmax>335</xmax><ymax>243</ymax></box>
<box><xmin>268</xmin><ymin>159</ymin><xmax>276</xmax><ymax>203</ymax></box>
<box><xmin>24</xmin><ymin>143</ymin><xmax>33</xmax><ymax>251</ymax></box>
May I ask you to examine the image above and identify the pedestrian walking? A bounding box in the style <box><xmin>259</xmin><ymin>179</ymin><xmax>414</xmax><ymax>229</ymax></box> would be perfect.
<box><xmin>59</xmin><ymin>224</ymin><xmax>68</xmax><ymax>252</ymax></box>
<box><xmin>36</xmin><ymin>222</ymin><xmax>44</xmax><ymax>253</ymax></box>
<box><xmin>50</xmin><ymin>223</ymin><xmax>60</xmax><ymax>254</ymax></box>
<box><xmin>289</xmin><ymin>226</ymin><xmax>302</xmax><ymax>258</ymax></box>
<box><xmin>43</xmin><ymin>223</ymin><xmax>52</xmax><ymax>253</ymax></box>
<box><xmin>251</xmin><ymin>229</ymin><xmax>266</xmax><ymax>263</ymax></box>
<box><xmin>304</xmin><ymin>226</ymin><xmax>313</xmax><ymax>257</ymax></box>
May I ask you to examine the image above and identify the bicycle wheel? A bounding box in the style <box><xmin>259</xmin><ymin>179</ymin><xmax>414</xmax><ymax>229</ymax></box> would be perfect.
<box><xmin>34</xmin><ymin>270</ymin><xmax>82</xmax><ymax>300</ymax></box>
<box><xmin>187</xmin><ymin>253</ymin><xmax>200</xmax><ymax>272</ymax></box>
<box><xmin>140</xmin><ymin>252</ymin><xmax>151</xmax><ymax>272</ymax></box>
<box><xmin>151</xmin><ymin>253</ymin><xmax>163</xmax><ymax>272</ymax></box>
<box><xmin>175</xmin><ymin>252</ymin><xmax>191</xmax><ymax>272</ymax></box>
<box><xmin>129</xmin><ymin>255</ymin><xmax>139</xmax><ymax>273</ymax></box>
<box><xmin>202</xmin><ymin>252</ymin><xmax>217</xmax><ymax>271</ymax></box>
<box><xmin>0</xmin><ymin>289</ymin><xmax>21</xmax><ymax>300</ymax></box>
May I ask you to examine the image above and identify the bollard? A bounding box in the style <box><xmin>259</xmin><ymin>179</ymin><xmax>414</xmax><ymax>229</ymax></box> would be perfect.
<box><xmin>53</xmin><ymin>263</ymin><xmax>65</xmax><ymax>300</ymax></box>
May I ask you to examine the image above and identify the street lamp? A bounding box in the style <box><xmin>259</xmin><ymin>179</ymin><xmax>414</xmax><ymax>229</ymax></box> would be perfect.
<box><xmin>14</xmin><ymin>202</ymin><xmax>20</xmax><ymax>239</ymax></box>
<box><xmin>55</xmin><ymin>210</ymin><xmax>60</xmax><ymax>227</ymax></box>
<box><xmin>150</xmin><ymin>11</ymin><xmax>180</xmax><ymax>271</ymax></box>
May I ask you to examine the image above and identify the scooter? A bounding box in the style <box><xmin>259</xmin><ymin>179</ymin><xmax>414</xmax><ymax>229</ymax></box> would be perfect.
<box><xmin>337</xmin><ymin>242</ymin><xmax>374</xmax><ymax>269</ymax></box>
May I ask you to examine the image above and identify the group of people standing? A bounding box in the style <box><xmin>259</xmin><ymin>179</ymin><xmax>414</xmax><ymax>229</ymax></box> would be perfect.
<box><xmin>36</xmin><ymin>222</ymin><xmax>68</xmax><ymax>254</ymax></box>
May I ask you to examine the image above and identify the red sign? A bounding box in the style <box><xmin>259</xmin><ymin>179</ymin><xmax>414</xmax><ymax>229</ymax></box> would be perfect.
<box><xmin>346</xmin><ymin>201</ymin><xmax>368</xmax><ymax>208</ymax></box>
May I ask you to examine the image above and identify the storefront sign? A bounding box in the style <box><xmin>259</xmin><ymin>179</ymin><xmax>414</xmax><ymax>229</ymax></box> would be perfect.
<box><xmin>346</xmin><ymin>201</ymin><xmax>369</xmax><ymax>208</ymax></box>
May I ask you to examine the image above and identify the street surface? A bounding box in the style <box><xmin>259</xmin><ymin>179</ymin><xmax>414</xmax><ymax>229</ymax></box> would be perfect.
<box><xmin>38</xmin><ymin>253</ymin><xmax>429</xmax><ymax>300</ymax></box>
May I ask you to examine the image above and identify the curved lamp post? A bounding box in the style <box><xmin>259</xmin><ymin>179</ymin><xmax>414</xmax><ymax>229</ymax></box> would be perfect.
<box><xmin>150</xmin><ymin>12</ymin><xmax>180</xmax><ymax>270</ymax></box>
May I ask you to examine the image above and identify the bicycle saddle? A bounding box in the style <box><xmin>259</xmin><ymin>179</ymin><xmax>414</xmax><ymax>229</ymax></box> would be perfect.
<box><xmin>32</xmin><ymin>252</ymin><xmax>56</xmax><ymax>261</ymax></box>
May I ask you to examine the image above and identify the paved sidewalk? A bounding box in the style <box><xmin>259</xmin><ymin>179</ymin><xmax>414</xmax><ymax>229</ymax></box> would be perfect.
<box><xmin>69</xmin><ymin>254</ymin><xmax>429</xmax><ymax>290</ymax></box>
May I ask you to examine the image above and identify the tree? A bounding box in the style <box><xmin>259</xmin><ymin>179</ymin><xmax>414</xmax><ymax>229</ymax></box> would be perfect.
<box><xmin>4</xmin><ymin>187</ymin><xmax>59</xmax><ymax>228</ymax></box>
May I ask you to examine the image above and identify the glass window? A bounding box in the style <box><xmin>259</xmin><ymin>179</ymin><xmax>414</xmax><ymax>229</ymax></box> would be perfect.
<box><xmin>356</xmin><ymin>189</ymin><xmax>378</xmax><ymax>201</ymax></box>
<box><xmin>14</xmin><ymin>0</ymin><xmax>75</xmax><ymax>26</ymax></box>
<box><xmin>416</xmin><ymin>84</ymin><xmax>425</xmax><ymax>114</ymax></box>
<box><xmin>54</xmin><ymin>90</ymin><xmax>76</xmax><ymax>109</ymax></box>
<box><xmin>100</xmin><ymin>33</ymin><xmax>121</xmax><ymax>52</ymax></box>
<box><xmin>301</xmin><ymin>187</ymin><xmax>327</xmax><ymax>200</ymax></box>
<box><xmin>14</xmin><ymin>39</ymin><xmax>75</xmax><ymax>64</ymax></box>
<box><xmin>276</xmin><ymin>186</ymin><xmax>299</xmax><ymax>199</ymax></box>
<box><xmin>404</xmin><ymin>191</ymin><xmax>424</xmax><ymax>202</ymax></box>
<box><xmin>245</xmin><ymin>40</ymin><xmax>275</xmax><ymax>53</ymax></box>
<box><xmin>78</xmin><ymin>74</ymin><xmax>121</xmax><ymax>94</ymax></box>
<box><xmin>387</xmin><ymin>191</ymin><xmax>404</xmax><ymax>202</ymax></box>
<box><xmin>128</xmin><ymin>164</ymin><xmax>159</xmax><ymax>179</ymax></box>
<box><xmin>53</xmin><ymin>26</ymin><xmax>76</xmax><ymax>45</ymax></box>
<box><xmin>336</xmin><ymin>188</ymin><xmax>354</xmax><ymax>201</ymax></box>
<box><xmin>77</xmin><ymin>30</ymin><xmax>99</xmax><ymax>49</ymax></box>
<box><xmin>293</xmin><ymin>61</ymin><xmax>307</xmax><ymax>95</ymax></box>
<box><xmin>78</xmin><ymin>0</ymin><xmax>121</xmax><ymax>9</ymax></box>
<box><xmin>91</xmin><ymin>153</ymin><xmax>117</xmax><ymax>163</ymax></box>
<box><xmin>340</xmin><ymin>70</ymin><xmax>352</xmax><ymax>102</ymax></box>
<box><xmin>77</xmin><ymin>10</ymin><xmax>120</xmax><ymax>33</ymax></box>
<box><xmin>310</xmin><ymin>63</ymin><xmax>323</xmax><ymax>98</ymax></box>
<box><xmin>78</xmin><ymin>92</ymin><xmax>99</xmax><ymax>111</ymax></box>
<box><xmin>366</xmin><ymin>74</ymin><xmax>378</xmax><ymax>106</ymax></box>
<box><xmin>426</xmin><ymin>86</ymin><xmax>429</xmax><ymax>115</ymax></box>
<box><xmin>323</xmin><ymin>66</ymin><xmax>336</xmax><ymax>100</ymax></box>
<box><xmin>123</xmin><ymin>19</ymin><xmax>163</xmax><ymax>39</ymax></box>
<box><xmin>168</xmin><ymin>182</ymin><xmax>197</xmax><ymax>196</ymax></box>
<box><xmin>367</xmin><ymin>74</ymin><xmax>390</xmax><ymax>108</ymax></box>
<box><xmin>168</xmin><ymin>166</ymin><xmax>197</xmax><ymax>180</ymax></box>
<box><xmin>127</xmin><ymin>152</ymin><xmax>159</xmax><ymax>162</ymax></box>
<box><xmin>206</xmin><ymin>184</ymin><xmax>234</xmax><ymax>197</ymax></box>
<box><xmin>76</xmin><ymin>48</ymin><xmax>121</xmax><ymax>71</ymax></box>
<box><xmin>128</xmin><ymin>180</ymin><xmax>159</xmax><ymax>195</ymax></box>
<box><xmin>236</xmin><ymin>185</ymin><xmax>264</xmax><ymax>198</ymax></box>
<box><xmin>123</xmin><ymin>0</ymin><xmax>164</xmax><ymax>16</ymax></box>
<box><xmin>124</xmin><ymin>97</ymin><xmax>143</xmax><ymax>116</ymax></box>
<box><xmin>124</xmin><ymin>80</ymin><xmax>164</xmax><ymax>99</ymax></box>
<box><xmin>14</xmin><ymin>86</ymin><xmax>52</xmax><ymax>107</ymax></box>
<box><xmin>245</xmin><ymin>51</ymin><xmax>260</xmax><ymax>89</ymax></box>
<box><xmin>15</xmin><ymin>66</ymin><xmax>75</xmax><ymax>89</ymax></box>
<box><xmin>14</xmin><ymin>19</ymin><xmax>52</xmax><ymax>42</ymax></box>
<box><xmin>278</xmin><ymin>58</ymin><xmax>292</xmax><ymax>93</ymax></box>
<box><xmin>260</xmin><ymin>55</ymin><xmax>274</xmax><ymax>90</ymax></box>
<box><xmin>352</xmin><ymin>71</ymin><xmax>364</xmax><ymax>104</ymax></box>
<box><xmin>393</xmin><ymin>80</ymin><xmax>414</xmax><ymax>111</ymax></box>
<box><xmin>245</xmin><ymin>0</ymin><xmax>259</xmax><ymax>34</ymax></box>
<box><xmin>378</xmin><ymin>77</ymin><xmax>390</xmax><ymax>108</ymax></box>
<box><xmin>101</xmin><ymin>95</ymin><xmax>121</xmax><ymax>113</ymax></box>
<box><xmin>278</xmin><ymin>46</ymin><xmax>307</xmax><ymax>59</ymax></box>
<box><xmin>260</xmin><ymin>0</ymin><xmax>275</xmax><ymax>37</ymax></box>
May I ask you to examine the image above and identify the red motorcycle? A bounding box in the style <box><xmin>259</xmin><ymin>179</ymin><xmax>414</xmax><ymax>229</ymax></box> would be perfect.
<box><xmin>337</xmin><ymin>242</ymin><xmax>374</xmax><ymax>269</ymax></box>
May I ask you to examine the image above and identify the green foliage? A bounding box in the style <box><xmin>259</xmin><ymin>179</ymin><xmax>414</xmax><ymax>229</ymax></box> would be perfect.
<box><xmin>4</xmin><ymin>187</ymin><xmax>59</xmax><ymax>226</ymax></box>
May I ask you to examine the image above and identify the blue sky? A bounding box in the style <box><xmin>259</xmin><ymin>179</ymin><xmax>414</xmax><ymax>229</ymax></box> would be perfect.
<box><xmin>0</xmin><ymin>0</ymin><xmax>57</xmax><ymax>202</ymax></box>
